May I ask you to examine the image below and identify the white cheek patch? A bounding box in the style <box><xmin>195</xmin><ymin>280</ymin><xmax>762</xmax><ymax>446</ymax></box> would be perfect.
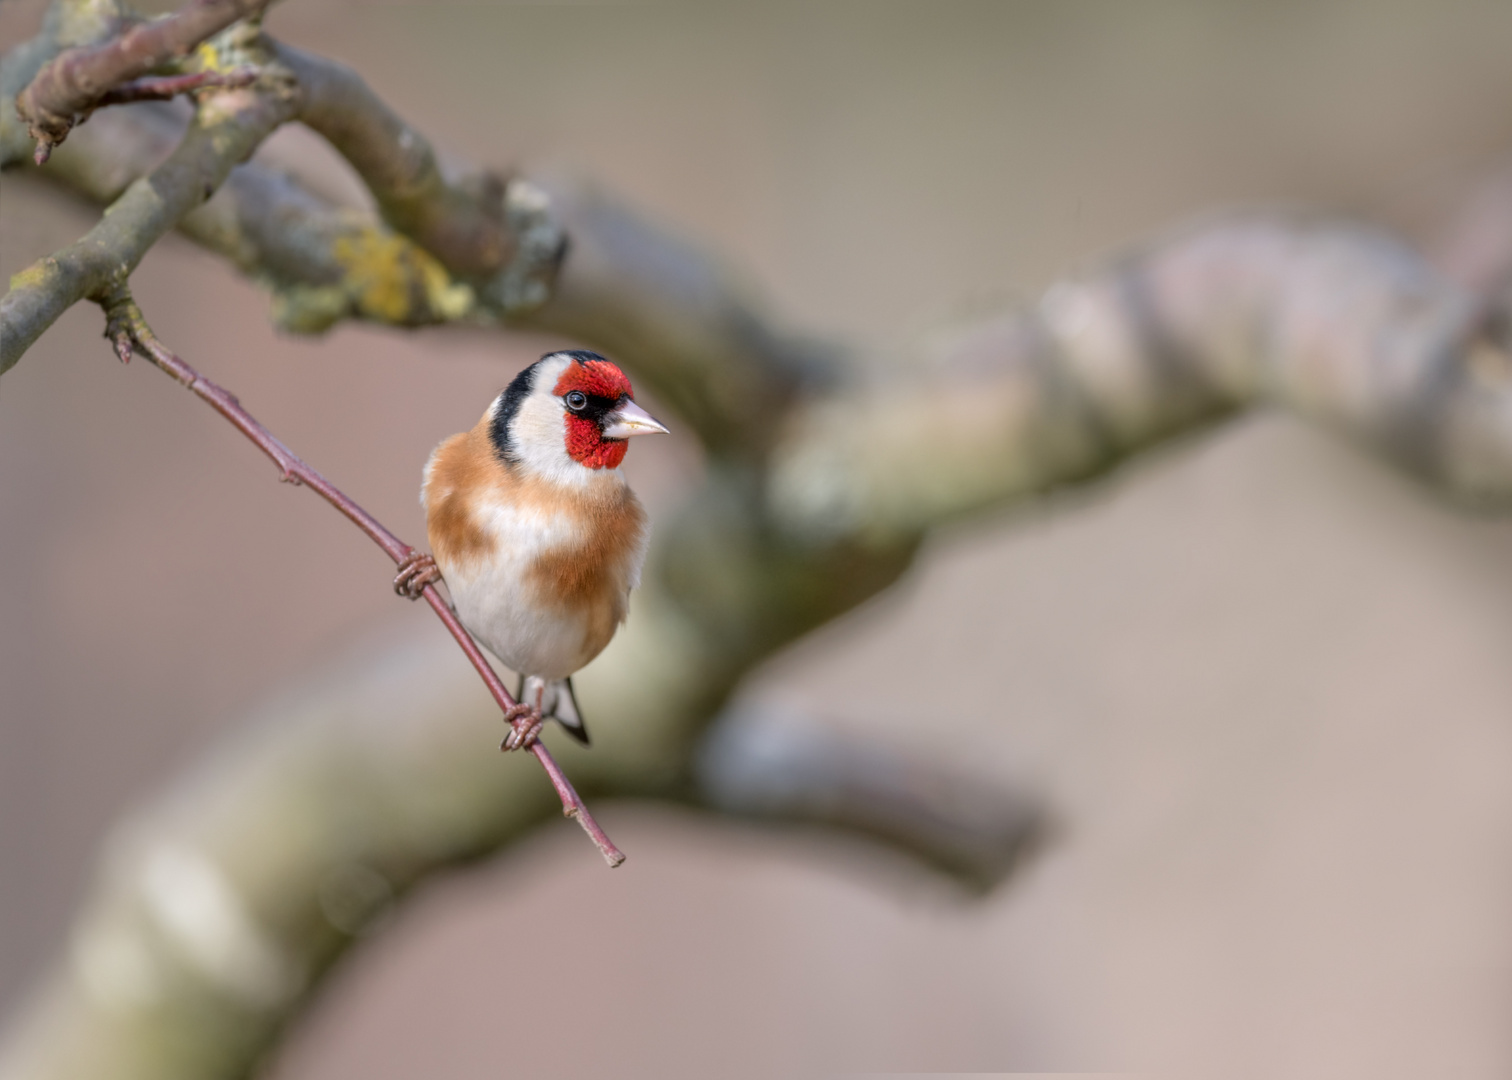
<box><xmin>511</xmin><ymin>392</ymin><xmax>582</xmax><ymax>486</ymax></box>
<box><xmin>504</xmin><ymin>353</ymin><xmax>621</xmax><ymax>489</ymax></box>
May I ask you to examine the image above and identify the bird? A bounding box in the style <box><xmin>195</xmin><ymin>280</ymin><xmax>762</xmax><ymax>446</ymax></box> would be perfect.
<box><xmin>393</xmin><ymin>349</ymin><xmax>668</xmax><ymax>751</ymax></box>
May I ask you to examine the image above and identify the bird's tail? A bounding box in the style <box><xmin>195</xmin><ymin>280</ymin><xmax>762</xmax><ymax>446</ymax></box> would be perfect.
<box><xmin>517</xmin><ymin>674</ymin><xmax>591</xmax><ymax>746</ymax></box>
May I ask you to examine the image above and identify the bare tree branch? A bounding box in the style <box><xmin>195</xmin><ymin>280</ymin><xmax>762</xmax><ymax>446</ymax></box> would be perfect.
<box><xmin>1</xmin><ymin>21</ymin><xmax>297</xmax><ymax>373</ymax></box>
<box><xmin>523</xmin><ymin>180</ymin><xmax>838</xmax><ymax>458</ymax></box>
<box><xmin>768</xmin><ymin>216</ymin><xmax>1512</xmax><ymax>545</ymax></box>
<box><xmin>0</xmin><ymin>628</ymin><xmax>1040</xmax><ymax>1080</ymax></box>
<box><xmin>268</xmin><ymin>42</ymin><xmax>514</xmax><ymax>281</ymax></box>
<box><xmin>1</xmin><ymin>31</ymin><xmax>566</xmax><ymax>369</ymax></box>
<box><xmin>0</xmin><ymin>3</ymin><xmax>99</xmax><ymax>167</ymax></box>
<box><xmin>17</xmin><ymin>0</ymin><xmax>272</xmax><ymax>162</ymax></box>
<box><xmin>695</xmin><ymin>703</ymin><xmax>1045</xmax><ymax>891</ymax></box>
<box><xmin>238</xmin><ymin>38</ymin><xmax>822</xmax><ymax>448</ymax></box>
<box><xmin>12</xmin><ymin>79</ymin><xmax>1509</xmax><ymax>501</ymax></box>
<box><xmin>2</xmin><ymin>44</ymin><xmax>819</xmax><ymax>452</ymax></box>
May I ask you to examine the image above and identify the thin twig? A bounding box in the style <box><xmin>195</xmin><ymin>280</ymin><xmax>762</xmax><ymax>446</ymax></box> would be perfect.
<box><xmin>98</xmin><ymin>285</ymin><xmax>626</xmax><ymax>868</ymax></box>
<box><xmin>93</xmin><ymin>67</ymin><xmax>259</xmax><ymax>108</ymax></box>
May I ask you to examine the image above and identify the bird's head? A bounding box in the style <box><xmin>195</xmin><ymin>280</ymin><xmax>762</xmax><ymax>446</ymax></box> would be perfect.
<box><xmin>490</xmin><ymin>350</ymin><xmax>668</xmax><ymax>483</ymax></box>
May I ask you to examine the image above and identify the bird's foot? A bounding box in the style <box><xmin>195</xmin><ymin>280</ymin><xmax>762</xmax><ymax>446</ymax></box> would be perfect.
<box><xmin>394</xmin><ymin>551</ymin><xmax>441</xmax><ymax>599</ymax></box>
<box><xmin>501</xmin><ymin>702</ymin><xmax>544</xmax><ymax>751</ymax></box>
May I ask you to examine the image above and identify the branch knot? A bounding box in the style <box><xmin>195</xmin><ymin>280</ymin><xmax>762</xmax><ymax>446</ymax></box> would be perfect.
<box><xmin>482</xmin><ymin>178</ymin><xmax>568</xmax><ymax>318</ymax></box>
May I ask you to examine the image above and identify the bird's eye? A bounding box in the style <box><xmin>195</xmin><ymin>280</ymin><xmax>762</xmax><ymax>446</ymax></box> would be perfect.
<box><xmin>565</xmin><ymin>391</ymin><xmax>588</xmax><ymax>411</ymax></box>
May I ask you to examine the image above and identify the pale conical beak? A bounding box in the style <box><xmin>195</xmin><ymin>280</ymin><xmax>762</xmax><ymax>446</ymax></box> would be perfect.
<box><xmin>602</xmin><ymin>399</ymin><xmax>670</xmax><ymax>439</ymax></box>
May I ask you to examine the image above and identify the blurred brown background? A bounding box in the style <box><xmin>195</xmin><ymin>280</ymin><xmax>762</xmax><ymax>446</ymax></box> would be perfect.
<box><xmin>4</xmin><ymin>1</ymin><xmax>1512</xmax><ymax>1076</ymax></box>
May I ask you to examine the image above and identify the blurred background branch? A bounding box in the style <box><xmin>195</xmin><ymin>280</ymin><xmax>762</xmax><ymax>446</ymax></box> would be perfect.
<box><xmin>3</xmin><ymin>1</ymin><xmax>1512</xmax><ymax>1078</ymax></box>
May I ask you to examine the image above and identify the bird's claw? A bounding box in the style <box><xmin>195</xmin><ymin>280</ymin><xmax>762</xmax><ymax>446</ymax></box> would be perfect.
<box><xmin>394</xmin><ymin>551</ymin><xmax>441</xmax><ymax>599</ymax></box>
<box><xmin>501</xmin><ymin>702</ymin><xmax>543</xmax><ymax>751</ymax></box>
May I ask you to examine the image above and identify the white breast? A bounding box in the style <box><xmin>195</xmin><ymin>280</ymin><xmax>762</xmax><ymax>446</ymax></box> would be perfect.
<box><xmin>438</xmin><ymin>492</ymin><xmax>637</xmax><ymax>680</ymax></box>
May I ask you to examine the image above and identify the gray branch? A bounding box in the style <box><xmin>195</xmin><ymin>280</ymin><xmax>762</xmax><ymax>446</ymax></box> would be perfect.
<box><xmin>269</xmin><ymin>42</ymin><xmax>513</xmax><ymax>280</ymax></box>
<box><xmin>0</xmin><ymin>632</ymin><xmax>1043</xmax><ymax>1080</ymax></box>
<box><xmin>767</xmin><ymin>215</ymin><xmax>1512</xmax><ymax>546</ymax></box>
<box><xmin>695</xmin><ymin>703</ymin><xmax>1044</xmax><ymax>891</ymax></box>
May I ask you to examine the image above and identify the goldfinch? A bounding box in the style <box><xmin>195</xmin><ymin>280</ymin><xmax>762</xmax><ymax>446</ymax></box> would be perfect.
<box><xmin>395</xmin><ymin>350</ymin><xmax>668</xmax><ymax>749</ymax></box>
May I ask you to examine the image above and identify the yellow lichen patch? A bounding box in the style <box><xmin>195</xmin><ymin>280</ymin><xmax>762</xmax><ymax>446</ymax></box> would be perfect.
<box><xmin>330</xmin><ymin>230</ymin><xmax>474</xmax><ymax>326</ymax></box>
<box><xmin>9</xmin><ymin>260</ymin><xmax>58</xmax><ymax>293</ymax></box>
<box><xmin>195</xmin><ymin>41</ymin><xmax>233</xmax><ymax>75</ymax></box>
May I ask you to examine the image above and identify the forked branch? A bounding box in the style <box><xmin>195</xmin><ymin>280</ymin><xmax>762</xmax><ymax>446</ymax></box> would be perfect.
<box><xmin>97</xmin><ymin>285</ymin><xmax>625</xmax><ymax>868</ymax></box>
<box><xmin>16</xmin><ymin>0</ymin><xmax>272</xmax><ymax>162</ymax></box>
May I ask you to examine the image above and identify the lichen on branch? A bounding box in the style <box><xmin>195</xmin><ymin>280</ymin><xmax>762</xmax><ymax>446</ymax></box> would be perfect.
<box><xmin>270</xmin><ymin>41</ymin><xmax>516</xmax><ymax>281</ymax></box>
<box><xmin>0</xmin><ymin>15</ymin><xmax>566</xmax><ymax>363</ymax></box>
